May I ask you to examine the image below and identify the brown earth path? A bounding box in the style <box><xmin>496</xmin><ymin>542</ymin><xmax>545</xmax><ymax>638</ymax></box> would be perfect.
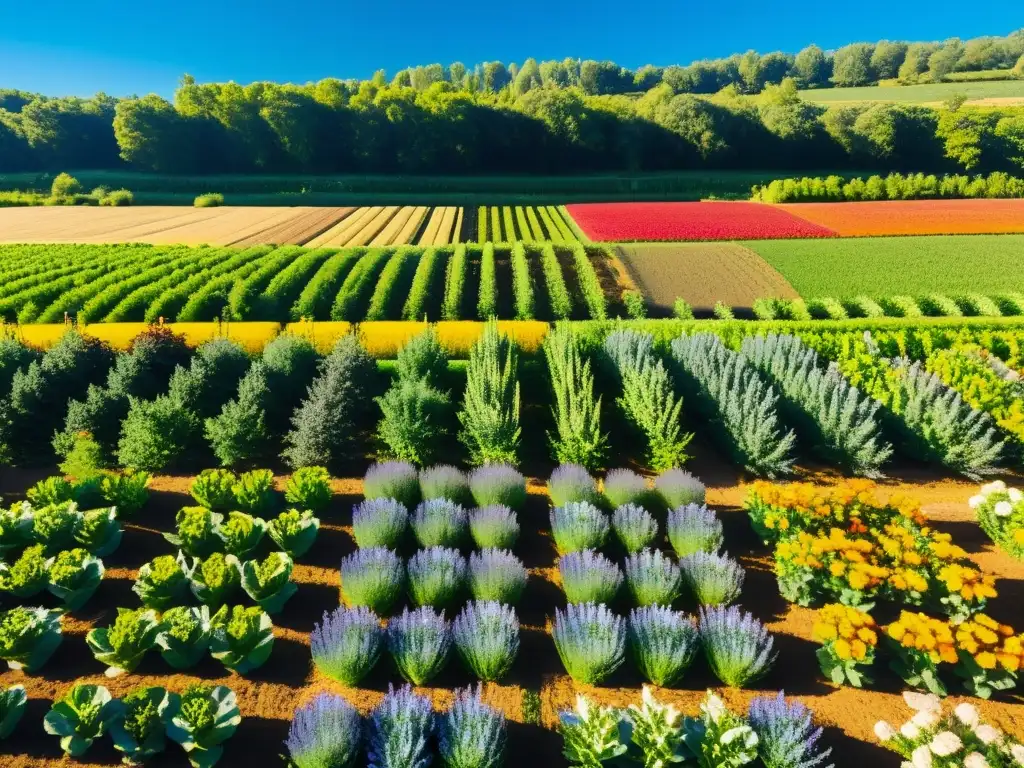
<box><xmin>0</xmin><ymin>460</ymin><xmax>1020</xmax><ymax>767</ymax></box>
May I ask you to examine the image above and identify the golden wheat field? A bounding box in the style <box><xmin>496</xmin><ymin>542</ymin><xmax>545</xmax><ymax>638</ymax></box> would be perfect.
<box><xmin>0</xmin><ymin>206</ymin><xmax>467</xmax><ymax>246</ymax></box>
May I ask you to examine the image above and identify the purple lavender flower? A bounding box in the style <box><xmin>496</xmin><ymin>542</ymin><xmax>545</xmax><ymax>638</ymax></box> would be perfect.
<box><xmin>680</xmin><ymin>551</ymin><xmax>744</xmax><ymax>606</ymax></box>
<box><xmin>699</xmin><ymin>604</ymin><xmax>777</xmax><ymax>688</ymax></box>
<box><xmin>469</xmin><ymin>505</ymin><xmax>519</xmax><ymax>550</ymax></box>
<box><xmin>368</xmin><ymin>684</ymin><xmax>433</xmax><ymax>768</ymax></box>
<box><xmin>439</xmin><ymin>686</ymin><xmax>507</xmax><ymax>768</ymax></box>
<box><xmin>748</xmin><ymin>691</ymin><xmax>832</xmax><ymax>768</ymax></box>
<box><xmin>352</xmin><ymin>498</ymin><xmax>409</xmax><ymax>550</ymax></box>
<box><xmin>364</xmin><ymin>462</ymin><xmax>421</xmax><ymax>509</ymax></box>
<box><xmin>612</xmin><ymin>503</ymin><xmax>659</xmax><ymax>554</ymax></box>
<box><xmin>559</xmin><ymin>549</ymin><xmax>622</xmax><ymax>605</ymax></box>
<box><xmin>550</xmin><ymin>501</ymin><xmax>609</xmax><ymax>555</ymax></box>
<box><xmin>469</xmin><ymin>465</ymin><xmax>527</xmax><ymax>511</ymax></box>
<box><xmin>467</xmin><ymin>549</ymin><xmax>528</xmax><ymax>605</ymax></box>
<box><xmin>548</xmin><ymin>464</ymin><xmax>600</xmax><ymax>507</ymax></box>
<box><xmin>623</xmin><ymin>549</ymin><xmax>682</xmax><ymax>607</ymax></box>
<box><xmin>412</xmin><ymin>498</ymin><xmax>469</xmax><ymax>548</ymax></box>
<box><xmin>407</xmin><ymin>547</ymin><xmax>466</xmax><ymax>609</ymax></box>
<box><xmin>655</xmin><ymin>468</ymin><xmax>706</xmax><ymax>510</ymax></box>
<box><xmin>602</xmin><ymin>468</ymin><xmax>650</xmax><ymax>509</ymax></box>
<box><xmin>419</xmin><ymin>465</ymin><xmax>471</xmax><ymax>505</ymax></box>
<box><xmin>340</xmin><ymin>547</ymin><xmax>405</xmax><ymax>616</ymax></box>
<box><xmin>628</xmin><ymin>606</ymin><xmax>699</xmax><ymax>687</ymax></box>
<box><xmin>310</xmin><ymin>605</ymin><xmax>383</xmax><ymax>685</ymax></box>
<box><xmin>552</xmin><ymin>602</ymin><xmax>625</xmax><ymax>684</ymax></box>
<box><xmin>666</xmin><ymin>503</ymin><xmax>723</xmax><ymax>558</ymax></box>
<box><xmin>285</xmin><ymin>693</ymin><xmax>362</xmax><ymax>768</ymax></box>
<box><xmin>386</xmin><ymin>606</ymin><xmax>451</xmax><ymax>685</ymax></box>
<box><xmin>452</xmin><ymin>601</ymin><xmax>519</xmax><ymax>681</ymax></box>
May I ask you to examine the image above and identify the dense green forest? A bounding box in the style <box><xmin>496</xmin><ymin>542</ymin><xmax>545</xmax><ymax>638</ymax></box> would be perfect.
<box><xmin>1</xmin><ymin>30</ymin><xmax>1023</xmax><ymax>176</ymax></box>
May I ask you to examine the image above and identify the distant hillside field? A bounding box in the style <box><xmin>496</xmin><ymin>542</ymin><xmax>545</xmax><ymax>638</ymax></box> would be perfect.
<box><xmin>799</xmin><ymin>78</ymin><xmax>1024</xmax><ymax>105</ymax></box>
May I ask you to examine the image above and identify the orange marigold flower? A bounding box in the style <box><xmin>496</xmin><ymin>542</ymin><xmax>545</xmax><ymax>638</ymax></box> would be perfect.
<box><xmin>975</xmin><ymin>651</ymin><xmax>997</xmax><ymax>669</ymax></box>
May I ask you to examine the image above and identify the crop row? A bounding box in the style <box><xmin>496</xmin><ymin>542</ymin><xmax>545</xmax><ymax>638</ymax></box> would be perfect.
<box><xmin>0</xmin><ymin>243</ymin><xmax>613</xmax><ymax>324</ymax></box>
<box><xmin>472</xmin><ymin>205</ymin><xmax>582</xmax><ymax>243</ymax></box>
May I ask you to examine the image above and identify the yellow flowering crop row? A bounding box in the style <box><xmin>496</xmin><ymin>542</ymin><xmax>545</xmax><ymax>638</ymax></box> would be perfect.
<box><xmin>812</xmin><ymin>603</ymin><xmax>878</xmax><ymax>662</ymax></box>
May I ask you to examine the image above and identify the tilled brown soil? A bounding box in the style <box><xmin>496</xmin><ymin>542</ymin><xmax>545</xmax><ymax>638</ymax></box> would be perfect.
<box><xmin>0</xmin><ymin>463</ymin><xmax>1021</xmax><ymax>767</ymax></box>
<box><xmin>616</xmin><ymin>242</ymin><xmax>799</xmax><ymax>315</ymax></box>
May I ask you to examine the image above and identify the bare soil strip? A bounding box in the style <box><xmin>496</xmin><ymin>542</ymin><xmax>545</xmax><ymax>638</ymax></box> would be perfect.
<box><xmin>617</xmin><ymin>242</ymin><xmax>798</xmax><ymax>315</ymax></box>
<box><xmin>346</xmin><ymin>206</ymin><xmax>399</xmax><ymax>246</ymax></box>
<box><xmin>417</xmin><ymin>206</ymin><xmax>445</xmax><ymax>245</ymax></box>
<box><xmin>370</xmin><ymin>206</ymin><xmax>416</xmax><ymax>246</ymax></box>
<box><xmin>306</xmin><ymin>206</ymin><xmax>378</xmax><ymax>247</ymax></box>
<box><xmin>231</xmin><ymin>207</ymin><xmax>355</xmax><ymax>247</ymax></box>
<box><xmin>395</xmin><ymin>206</ymin><xmax>430</xmax><ymax>244</ymax></box>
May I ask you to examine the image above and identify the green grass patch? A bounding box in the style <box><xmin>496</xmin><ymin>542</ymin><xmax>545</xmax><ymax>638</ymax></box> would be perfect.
<box><xmin>797</xmin><ymin>79</ymin><xmax>1024</xmax><ymax>105</ymax></box>
<box><xmin>746</xmin><ymin>235</ymin><xmax>1024</xmax><ymax>297</ymax></box>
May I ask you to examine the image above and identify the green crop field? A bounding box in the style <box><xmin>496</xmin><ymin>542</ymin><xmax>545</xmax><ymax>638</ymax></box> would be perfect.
<box><xmin>798</xmin><ymin>78</ymin><xmax>1024</xmax><ymax>105</ymax></box>
<box><xmin>745</xmin><ymin>234</ymin><xmax>1024</xmax><ymax>298</ymax></box>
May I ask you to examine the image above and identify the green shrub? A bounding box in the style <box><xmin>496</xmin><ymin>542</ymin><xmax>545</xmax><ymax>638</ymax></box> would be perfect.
<box><xmin>623</xmin><ymin>290</ymin><xmax>647</xmax><ymax>319</ymax></box>
<box><xmin>712</xmin><ymin>301</ymin><xmax>734</xmax><ymax>320</ymax></box>
<box><xmin>117</xmin><ymin>395</ymin><xmax>200</xmax><ymax>472</ymax></box>
<box><xmin>403</xmin><ymin>247</ymin><xmax>441</xmax><ymax>321</ymax></box>
<box><xmin>544</xmin><ymin>323</ymin><xmax>607</xmax><ymax>471</ymax></box>
<box><xmin>376</xmin><ymin>379</ymin><xmax>451</xmax><ymax>465</ymax></box>
<box><xmin>477</xmin><ymin>243</ymin><xmax>497</xmax><ymax>319</ymax></box>
<box><xmin>50</xmin><ymin>173</ymin><xmax>81</xmax><ymax>198</ymax></box>
<box><xmin>806</xmin><ymin>297</ymin><xmax>848</xmax><ymax>320</ymax></box>
<box><xmin>541</xmin><ymin>245</ymin><xmax>572</xmax><ymax>319</ymax></box>
<box><xmin>510</xmin><ymin>243</ymin><xmax>534</xmax><ymax>319</ymax></box>
<box><xmin>878</xmin><ymin>295</ymin><xmax>923</xmax><ymax>318</ymax></box>
<box><xmin>459</xmin><ymin>321</ymin><xmax>521</xmax><ymax>466</ymax></box>
<box><xmin>99</xmin><ymin>189</ymin><xmax>134</xmax><ymax>207</ymax></box>
<box><xmin>673</xmin><ymin>298</ymin><xmax>694</xmax><ymax>320</ymax></box>
<box><xmin>205</xmin><ymin>363</ymin><xmax>271</xmax><ymax>467</ymax></box>
<box><xmin>442</xmin><ymin>245</ymin><xmax>467</xmax><ymax>321</ymax></box>
<box><xmin>193</xmin><ymin>193</ymin><xmax>224</xmax><ymax>208</ymax></box>
<box><xmin>396</xmin><ymin>327</ymin><xmax>448</xmax><ymax>386</ymax></box>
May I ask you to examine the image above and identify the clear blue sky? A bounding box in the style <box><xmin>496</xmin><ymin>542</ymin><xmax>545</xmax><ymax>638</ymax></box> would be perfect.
<box><xmin>0</xmin><ymin>0</ymin><xmax>1018</xmax><ymax>97</ymax></box>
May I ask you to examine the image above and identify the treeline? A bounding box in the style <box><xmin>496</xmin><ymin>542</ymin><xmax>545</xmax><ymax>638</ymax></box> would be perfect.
<box><xmin>752</xmin><ymin>171</ymin><xmax>1024</xmax><ymax>202</ymax></box>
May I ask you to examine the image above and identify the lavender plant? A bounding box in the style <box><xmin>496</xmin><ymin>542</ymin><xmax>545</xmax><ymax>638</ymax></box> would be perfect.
<box><xmin>310</xmin><ymin>605</ymin><xmax>383</xmax><ymax>685</ymax></box>
<box><xmin>699</xmin><ymin>605</ymin><xmax>777</xmax><ymax>688</ymax></box>
<box><xmin>553</xmin><ymin>603</ymin><xmax>625</xmax><ymax>684</ymax></box>
<box><xmin>623</xmin><ymin>549</ymin><xmax>682</xmax><ymax>607</ymax></box>
<box><xmin>550</xmin><ymin>501</ymin><xmax>609</xmax><ymax>555</ymax></box>
<box><xmin>468</xmin><ymin>549</ymin><xmax>528</xmax><ymax>605</ymax></box>
<box><xmin>386</xmin><ymin>606</ymin><xmax>451</xmax><ymax>685</ymax></box>
<box><xmin>285</xmin><ymin>694</ymin><xmax>362</xmax><ymax>768</ymax></box>
<box><xmin>603</xmin><ymin>469</ymin><xmax>650</xmax><ymax>509</ymax></box>
<box><xmin>611</xmin><ymin>504</ymin><xmax>659</xmax><ymax>554</ymax></box>
<box><xmin>559</xmin><ymin>550</ymin><xmax>622</xmax><ymax>605</ymax></box>
<box><xmin>452</xmin><ymin>601</ymin><xmax>519</xmax><ymax>681</ymax></box>
<box><xmin>340</xmin><ymin>548</ymin><xmax>405</xmax><ymax>615</ymax></box>
<box><xmin>367</xmin><ymin>685</ymin><xmax>433</xmax><ymax>768</ymax></box>
<box><xmin>411</xmin><ymin>498</ymin><xmax>468</xmax><ymax>548</ymax></box>
<box><xmin>548</xmin><ymin>463</ymin><xmax>600</xmax><ymax>507</ymax></box>
<box><xmin>419</xmin><ymin>464</ymin><xmax>471</xmax><ymax>505</ymax></box>
<box><xmin>352</xmin><ymin>498</ymin><xmax>409</xmax><ymax>550</ymax></box>
<box><xmin>469</xmin><ymin>505</ymin><xmax>519</xmax><ymax>550</ymax></box>
<box><xmin>469</xmin><ymin>464</ymin><xmax>527</xmax><ymax>511</ymax></box>
<box><xmin>628</xmin><ymin>606</ymin><xmax>700</xmax><ymax>687</ymax></box>
<box><xmin>363</xmin><ymin>461</ymin><xmax>421</xmax><ymax>509</ymax></box>
<box><xmin>408</xmin><ymin>547</ymin><xmax>466</xmax><ymax>609</ymax></box>
<box><xmin>667</xmin><ymin>503</ymin><xmax>724</xmax><ymax>558</ymax></box>
<box><xmin>748</xmin><ymin>692</ymin><xmax>833</xmax><ymax>768</ymax></box>
<box><xmin>439</xmin><ymin>686</ymin><xmax>507</xmax><ymax>768</ymax></box>
<box><xmin>680</xmin><ymin>552</ymin><xmax>745</xmax><ymax>607</ymax></box>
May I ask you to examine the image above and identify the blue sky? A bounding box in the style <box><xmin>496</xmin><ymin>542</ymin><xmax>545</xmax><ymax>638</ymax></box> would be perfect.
<box><xmin>0</xmin><ymin>0</ymin><xmax>1018</xmax><ymax>97</ymax></box>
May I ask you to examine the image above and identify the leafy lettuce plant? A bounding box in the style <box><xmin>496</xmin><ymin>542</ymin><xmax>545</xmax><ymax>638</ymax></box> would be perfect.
<box><xmin>32</xmin><ymin>501</ymin><xmax>81</xmax><ymax>552</ymax></box>
<box><xmin>74</xmin><ymin>506</ymin><xmax>122</xmax><ymax>557</ymax></box>
<box><xmin>0</xmin><ymin>543</ymin><xmax>50</xmax><ymax>597</ymax></box>
<box><xmin>411</xmin><ymin>498</ymin><xmax>469</xmax><ymax>548</ymax></box>
<box><xmin>0</xmin><ymin>606</ymin><xmax>63</xmax><ymax>672</ymax></box>
<box><xmin>682</xmin><ymin>692</ymin><xmax>759</xmax><ymax>768</ymax></box>
<box><xmin>188</xmin><ymin>552</ymin><xmax>241</xmax><ymax>607</ymax></box>
<box><xmin>0</xmin><ymin>502</ymin><xmax>34</xmax><ymax>555</ymax></box>
<box><xmin>233</xmin><ymin>469</ymin><xmax>277</xmax><ymax>517</ymax></box>
<box><xmin>165</xmin><ymin>506</ymin><xmax>223</xmax><ymax>558</ymax></box>
<box><xmin>86</xmin><ymin>607</ymin><xmax>161</xmax><ymax>676</ymax></box>
<box><xmin>100</xmin><ymin>470</ymin><xmax>151</xmax><ymax>517</ymax></box>
<box><xmin>0</xmin><ymin>684</ymin><xmax>27</xmax><ymax>739</ymax></box>
<box><xmin>47</xmin><ymin>548</ymin><xmax>104</xmax><ymax>610</ymax></box>
<box><xmin>134</xmin><ymin>554</ymin><xmax>189</xmax><ymax>609</ymax></box>
<box><xmin>43</xmin><ymin>683</ymin><xmax>118</xmax><ymax>757</ymax></box>
<box><xmin>156</xmin><ymin>606</ymin><xmax>212</xmax><ymax>670</ymax></box>
<box><xmin>550</xmin><ymin>501</ymin><xmax>609</xmax><ymax>555</ymax></box>
<box><xmin>27</xmin><ymin>476</ymin><xmax>76</xmax><ymax>506</ymax></box>
<box><xmin>209</xmin><ymin>605</ymin><xmax>275</xmax><ymax>673</ymax></box>
<box><xmin>190</xmin><ymin>469</ymin><xmax>237</xmax><ymax>511</ymax></box>
<box><xmin>469</xmin><ymin>464</ymin><xmax>527</xmax><ymax>511</ymax></box>
<box><xmin>166</xmin><ymin>684</ymin><xmax>242</xmax><ymax>768</ymax></box>
<box><xmin>214</xmin><ymin>512</ymin><xmax>266</xmax><ymax>558</ymax></box>
<box><xmin>268</xmin><ymin>508</ymin><xmax>320</xmax><ymax>558</ymax></box>
<box><xmin>627</xmin><ymin>686</ymin><xmax>688</xmax><ymax>767</ymax></box>
<box><xmin>559</xmin><ymin>694</ymin><xmax>630</xmax><ymax>767</ymax></box>
<box><xmin>284</xmin><ymin>466</ymin><xmax>333</xmax><ymax>512</ymax></box>
<box><xmin>623</xmin><ymin>549</ymin><xmax>683</xmax><ymax>608</ymax></box>
<box><xmin>110</xmin><ymin>686</ymin><xmax>173</xmax><ymax>765</ymax></box>
<box><xmin>240</xmin><ymin>552</ymin><xmax>297</xmax><ymax>614</ymax></box>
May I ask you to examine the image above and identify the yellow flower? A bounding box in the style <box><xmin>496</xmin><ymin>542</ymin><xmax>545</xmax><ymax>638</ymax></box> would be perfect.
<box><xmin>975</xmin><ymin>652</ymin><xmax>997</xmax><ymax>669</ymax></box>
<box><xmin>857</xmin><ymin>628</ymin><xmax>878</xmax><ymax>646</ymax></box>
<box><xmin>829</xmin><ymin>562</ymin><xmax>847</xmax><ymax>577</ymax></box>
<box><xmin>834</xmin><ymin>639</ymin><xmax>852</xmax><ymax>660</ymax></box>
<box><xmin>851</xmin><ymin>639</ymin><xmax>868</xmax><ymax>660</ymax></box>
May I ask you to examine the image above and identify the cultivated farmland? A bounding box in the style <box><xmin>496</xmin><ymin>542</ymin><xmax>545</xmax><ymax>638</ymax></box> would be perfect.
<box><xmin>776</xmin><ymin>199</ymin><xmax>1024</xmax><ymax>237</ymax></box>
<box><xmin>797</xmin><ymin>78</ymin><xmax>1024</xmax><ymax>105</ymax></box>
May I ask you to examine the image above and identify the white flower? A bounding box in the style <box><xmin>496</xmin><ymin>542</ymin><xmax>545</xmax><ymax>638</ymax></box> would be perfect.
<box><xmin>912</xmin><ymin>710</ymin><xmax>940</xmax><ymax>729</ymax></box>
<box><xmin>903</xmin><ymin>691</ymin><xmax>941</xmax><ymax>713</ymax></box>
<box><xmin>912</xmin><ymin>745</ymin><xmax>933</xmax><ymax>768</ymax></box>
<box><xmin>954</xmin><ymin>703</ymin><xmax>980</xmax><ymax>728</ymax></box>
<box><xmin>1009</xmin><ymin>488</ymin><xmax>1023</xmax><ymax>503</ymax></box>
<box><xmin>968</xmin><ymin>495</ymin><xmax>985</xmax><ymax>509</ymax></box>
<box><xmin>701</xmin><ymin>691</ymin><xmax>727</xmax><ymax>723</ymax></box>
<box><xmin>965</xmin><ymin>752</ymin><xmax>990</xmax><ymax>768</ymax></box>
<box><xmin>994</xmin><ymin>501</ymin><xmax>1014</xmax><ymax>517</ymax></box>
<box><xmin>981</xmin><ymin>480</ymin><xmax>1006</xmax><ymax>495</ymax></box>
<box><xmin>929</xmin><ymin>731</ymin><xmax>963</xmax><ymax>756</ymax></box>
<box><xmin>1011</xmin><ymin>743</ymin><xmax>1024</xmax><ymax>765</ymax></box>
<box><xmin>875</xmin><ymin>721</ymin><xmax>896</xmax><ymax>741</ymax></box>
<box><xmin>902</xmin><ymin>722</ymin><xmax>922</xmax><ymax>740</ymax></box>
<box><xmin>974</xmin><ymin>724</ymin><xmax>1001</xmax><ymax>745</ymax></box>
